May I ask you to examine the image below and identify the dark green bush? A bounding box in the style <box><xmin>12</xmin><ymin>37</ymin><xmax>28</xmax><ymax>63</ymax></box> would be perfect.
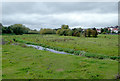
<box><xmin>68</xmin><ymin>50</ymin><xmax>74</xmax><ymax>54</ymax></box>
<box><xmin>110</xmin><ymin>56</ymin><xmax>118</xmax><ymax>60</ymax></box>
<box><xmin>57</xmin><ymin>47</ymin><xmax>63</xmax><ymax>51</ymax></box>
<box><xmin>74</xmin><ymin>51</ymin><xmax>80</xmax><ymax>55</ymax></box>
<box><xmin>40</xmin><ymin>28</ymin><xmax>56</xmax><ymax>34</ymax></box>
<box><xmin>64</xmin><ymin>48</ymin><xmax>70</xmax><ymax>53</ymax></box>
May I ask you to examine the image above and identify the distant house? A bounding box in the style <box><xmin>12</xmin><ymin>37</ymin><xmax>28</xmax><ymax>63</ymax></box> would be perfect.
<box><xmin>96</xmin><ymin>29</ymin><xmax>101</xmax><ymax>33</ymax></box>
<box><xmin>112</xmin><ymin>28</ymin><xmax>118</xmax><ymax>33</ymax></box>
<box><xmin>108</xmin><ymin>26</ymin><xmax>118</xmax><ymax>33</ymax></box>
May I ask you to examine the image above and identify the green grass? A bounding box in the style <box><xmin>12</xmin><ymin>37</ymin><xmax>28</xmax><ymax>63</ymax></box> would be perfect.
<box><xmin>6</xmin><ymin>34</ymin><xmax>118</xmax><ymax>56</ymax></box>
<box><xmin>2</xmin><ymin>34</ymin><xmax>119</xmax><ymax>79</ymax></box>
<box><xmin>14</xmin><ymin>38</ymin><xmax>119</xmax><ymax>60</ymax></box>
<box><xmin>2</xmin><ymin>44</ymin><xmax>118</xmax><ymax>79</ymax></box>
<box><xmin>0</xmin><ymin>35</ymin><xmax>2</xmax><ymax>80</ymax></box>
<box><xmin>3</xmin><ymin>34</ymin><xmax>118</xmax><ymax>59</ymax></box>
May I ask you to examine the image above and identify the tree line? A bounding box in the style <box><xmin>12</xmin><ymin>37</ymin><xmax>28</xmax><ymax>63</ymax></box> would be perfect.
<box><xmin>1</xmin><ymin>23</ymin><xmax>98</xmax><ymax>37</ymax></box>
<box><xmin>57</xmin><ymin>25</ymin><xmax>98</xmax><ymax>37</ymax></box>
<box><xmin>40</xmin><ymin>25</ymin><xmax>98</xmax><ymax>37</ymax></box>
<box><xmin>1</xmin><ymin>24</ymin><xmax>30</xmax><ymax>35</ymax></box>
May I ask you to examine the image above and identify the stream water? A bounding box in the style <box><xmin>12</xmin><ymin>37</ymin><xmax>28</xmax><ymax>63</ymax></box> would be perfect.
<box><xmin>26</xmin><ymin>44</ymin><xmax>74</xmax><ymax>55</ymax></box>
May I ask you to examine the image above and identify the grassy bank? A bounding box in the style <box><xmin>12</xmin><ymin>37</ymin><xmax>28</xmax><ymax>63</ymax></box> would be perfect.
<box><xmin>10</xmin><ymin>34</ymin><xmax>118</xmax><ymax>56</ymax></box>
<box><xmin>2</xmin><ymin>34</ymin><xmax>119</xmax><ymax>79</ymax></box>
<box><xmin>14</xmin><ymin>37</ymin><xmax>119</xmax><ymax>60</ymax></box>
<box><xmin>0</xmin><ymin>35</ymin><xmax>2</xmax><ymax>80</ymax></box>
<box><xmin>4</xmin><ymin>34</ymin><xmax>118</xmax><ymax>60</ymax></box>
<box><xmin>2</xmin><ymin>44</ymin><xmax>118</xmax><ymax>79</ymax></box>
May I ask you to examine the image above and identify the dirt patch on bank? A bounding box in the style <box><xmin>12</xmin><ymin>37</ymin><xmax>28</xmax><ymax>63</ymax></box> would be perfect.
<box><xmin>56</xmin><ymin>69</ymin><xmax>64</xmax><ymax>72</ymax></box>
<box><xmin>1</xmin><ymin>39</ymin><xmax>8</xmax><ymax>45</ymax></box>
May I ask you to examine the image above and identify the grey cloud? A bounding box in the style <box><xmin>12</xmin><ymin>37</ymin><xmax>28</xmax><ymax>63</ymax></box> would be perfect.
<box><xmin>2</xmin><ymin>2</ymin><xmax>118</xmax><ymax>29</ymax></box>
<box><xmin>2</xmin><ymin>2</ymin><xmax>118</xmax><ymax>15</ymax></box>
<box><xmin>45</xmin><ymin>2</ymin><xmax>118</xmax><ymax>14</ymax></box>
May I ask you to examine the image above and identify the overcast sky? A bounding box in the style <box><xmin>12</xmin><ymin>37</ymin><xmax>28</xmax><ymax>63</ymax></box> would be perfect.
<box><xmin>2</xmin><ymin>2</ymin><xmax>118</xmax><ymax>30</ymax></box>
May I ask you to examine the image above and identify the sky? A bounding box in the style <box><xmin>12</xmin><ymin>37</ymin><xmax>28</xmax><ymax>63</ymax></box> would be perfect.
<box><xmin>2</xmin><ymin>2</ymin><xmax>118</xmax><ymax>30</ymax></box>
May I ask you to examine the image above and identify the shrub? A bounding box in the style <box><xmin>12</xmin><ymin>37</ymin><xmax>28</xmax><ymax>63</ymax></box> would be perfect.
<box><xmin>27</xmin><ymin>30</ymin><xmax>40</xmax><ymax>34</ymax></box>
<box><xmin>61</xmin><ymin>24</ymin><xmax>69</xmax><ymax>29</ymax></box>
<box><xmin>86</xmin><ymin>29</ymin><xmax>91</xmax><ymax>37</ymax></box>
<box><xmin>73</xmin><ymin>32</ymin><xmax>80</xmax><ymax>37</ymax></box>
<box><xmin>91</xmin><ymin>30</ymin><xmax>98</xmax><ymax>37</ymax></box>
<box><xmin>98</xmin><ymin>56</ymin><xmax>104</xmax><ymax>59</ymax></box>
<box><xmin>40</xmin><ymin>28</ymin><xmax>56</xmax><ymax>34</ymax></box>
<box><xmin>102</xmin><ymin>32</ymin><xmax>106</xmax><ymax>34</ymax></box>
<box><xmin>57</xmin><ymin>47</ymin><xmax>63</xmax><ymax>51</ymax></box>
<box><xmin>67</xmin><ymin>30</ymin><xmax>74</xmax><ymax>36</ymax></box>
<box><xmin>56</xmin><ymin>29</ymin><xmax>64</xmax><ymax>36</ymax></box>
<box><xmin>74</xmin><ymin>51</ymin><xmax>80</xmax><ymax>55</ymax></box>
<box><xmin>68</xmin><ymin>49</ymin><xmax>74</xmax><ymax>54</ymax></box>
<box><xmin>84</xmin><ymin>28</ymin><xmax>98</xmax><ymax>37</ymax></box>
<box><xmin>64</xmin><ymin>48</ymin><xmax>70</xmax><ymax>52</ymax></box>
<box><xmin>10</xmin><ymin>24</ymin><xmax>30</xmax><ymax>35</ymax></box>
<box><xmin>110</xmin><ymin>56</ymin><xmax>118</xmax><ymax>60</ymax></box>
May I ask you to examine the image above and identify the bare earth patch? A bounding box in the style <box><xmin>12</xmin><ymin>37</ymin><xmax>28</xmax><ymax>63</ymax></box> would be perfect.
<box><xmin>56</xmin><ymin>69</ymin><xmax>64</xmax><ymax>72</ymax></box>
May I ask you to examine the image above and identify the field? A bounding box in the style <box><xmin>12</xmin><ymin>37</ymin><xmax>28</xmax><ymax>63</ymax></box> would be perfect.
<box><xmin>0</xmin><ymin>35</ymin><xmax>2</xmax><ymax>80</ymax></box>
<box><xmin>18</xmin><ymin>34</ymin><xmax>118</xmax><ymax>56</ymax></box>
<box><xmin>2</xmin><ymin>34</ymin><xmax>119</xmax><ymax>79</ymax></box>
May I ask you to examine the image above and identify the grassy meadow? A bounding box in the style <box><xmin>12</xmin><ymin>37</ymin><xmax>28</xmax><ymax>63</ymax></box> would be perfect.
<box><xmin>8</xmin><ymin>34</ymin><xmax>118</xmax><ymax>56</ymax></box>
<box><xmin>2</xmin><ymin>34</ymin><xmax>119</xmax><ymax>79</ymax></box>
<box><xmin>0</xmin><ymin>35</ymin><xmax>2</xmax><ymax>80</ymax></box>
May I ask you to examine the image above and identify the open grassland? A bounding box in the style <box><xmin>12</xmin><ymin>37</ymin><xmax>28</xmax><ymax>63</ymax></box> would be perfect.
<box><xmin>0</xmin><ymin>35</ymin><xmax>2</xmax><ymax>80</ymax></box>
<box><xmin>4</xmin><ymin>34</ymin><xmax>118</xmax><ymax>56</ymax></box>
<box><xmin>2</xmin><ymin>34</ymin><xmax>119</xmax><ymax>79</ymax></box>
<box><xmin>2</xmin><ymin>44</ymin><xmax>118</xmax><ymax>79</ymax></box>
